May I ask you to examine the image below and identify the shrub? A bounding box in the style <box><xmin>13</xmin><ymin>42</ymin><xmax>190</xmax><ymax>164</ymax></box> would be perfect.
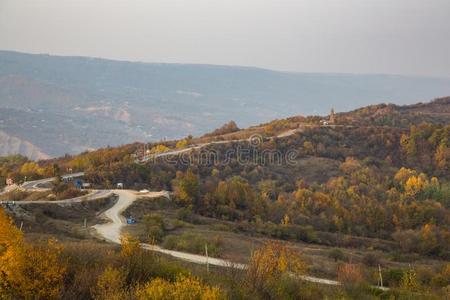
<box><xmin>135</xmin><ymin>275</ymin><xmax>224</xmax><ymax>300</ymax></box>
<box><xmin>162</xmin><ymin>232</ymin><xmax>222</xmax><ymax>257</ymax></box>
<box><xmin>177</xmin><ymin>205</ymin><xmax>195</xmax><ymax>222</ymax></box>
<box><xmin>362</xmin><ymin>253</ymin><xmax>380</xmax><ymax>267</ymax></box>
<box><xmin>120</xmin><ymin>234</ymin><xmax>186</xmax><ymax>283</ymax></box>
<box><xmin>93</xmin><ymin>266</ymin><xmax>127</xmax><ymax>300</ymax></box>
<box><xmin>0</xmin><ymin>189</ymin><xmax>29</xmax><ymax>201</ymax></box>
<box><xmin>400</xmin><ymin>269</ymin><xmax>421</xmax><ymax>293</ymax></box>
<box><xmin>337</xmin><ymin>263</ymin><xmax>365</xmax><ymax>287</ymax></box>
<box><xmin>144</xmin><ymin>214</ymin><xmax>165</xmax><ymax>242</ymax></box>
<box><xmin>328</xmin><ymin>248</ymin><xmax>347</xmax><ymax>262</ymax></box>
<box><xmin>382</xmin><ymin>269</ymin><xmax>404</xmax><ymax>287</ymax></box>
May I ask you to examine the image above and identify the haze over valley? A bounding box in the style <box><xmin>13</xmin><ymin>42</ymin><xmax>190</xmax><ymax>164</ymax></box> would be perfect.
<box><xmin>1</xmin><ymin>50</ymin><xmax>450</xmax><ymax>159</ymax></box>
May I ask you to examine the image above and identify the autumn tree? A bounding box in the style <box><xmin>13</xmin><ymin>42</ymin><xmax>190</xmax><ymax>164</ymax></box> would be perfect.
<box><xmin>174</xmin><ymin>169</ymin><xmax>200</xmax><ymax>206</ymax></box>
<box><xmin>120</xmin><ymin>234</ymin><xmax>149</xmax><ymax>284</ymax></box>
<box><xmin>176</xmin><ymin>139</ymin><xmax>188</xmax><ymax>149</ymax></box>
<box><xmin>245</xmin><ymin>241</ymin><xmax>306</xmax><ymax>298</ymax></box>
<box><xmin>93</xmin><ymin>266</ymin><xmax>127</xmax><ymax>300</ymax></box>
<box><xmin>135</xmin><ymin>275</ymin><xmax>224</xmax><ymax>300</ymax></box>
<box><xmin>150</xmin><ymin>144</ymin><xmax>170</xmax><ymax>154</ymax></box>
<box><xmin>434</xmin><ymin>140</ymin><xmax>449</xmax><ymax>173</ymax></box>
<box><xmin>0</xmin><ymin>208</ymin><xmax>23</xmax><ymax>295</ymax></box>
<box><xmin>0</xmin><ymin>208</ymin><xmax>65</xmax><ymax>299</ymax></box>
<box><xmin>401</xmin><ymin>268</ymin><xmax>421</xmax><ymax>293</ymax></box>
<box><xmin>19</xmin><ymin>161</ymin><xmax>44</xmax><ymax>180</ymax></box>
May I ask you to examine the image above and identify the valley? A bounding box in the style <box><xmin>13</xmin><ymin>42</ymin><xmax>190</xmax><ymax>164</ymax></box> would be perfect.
<box><xmin>1</xmin><ymin>50</ymin><xmax>450</xmax><ymax>158</ymax></box>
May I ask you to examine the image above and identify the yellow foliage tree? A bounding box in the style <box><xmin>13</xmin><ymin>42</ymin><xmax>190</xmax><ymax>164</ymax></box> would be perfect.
<box><xmin>135</xmin><ymin>275</ymin><xmax>224</xmax><ymax>300</ymax></box>
<box><xmin>404</xmin><ymin>175</ymin><xmax>429</xmax><ymax>196</ymax></box>
<box><xmin>19</xmin><ymin>161</ymin><xmax>44</xmax><ymax>178</ymax></box>
<box><xmin>340</xmin><ymin>157</ymin><xmax>361</xmax><ymax>174</ymax></box>
<box><xmin>176</xmin><ymin>139</ymin><xmax>188</xmax><ymax>149</ymax></box>
<box><xmin>22</xmin><ymin>239</ymin><xmax>66</xmax><ymax>299</ymax></box>
<box><xmin>394</xmin><ymin>167</ymin><xmax>417</xmax><ymax>186</ymax></box>
<box><xmin>150</xmin><ymin>144</ymin><xmax>170</xmax><ymax>154</ymax></box>
<box><xmin>434</xmin><ymin>142</ymin><xmax>449</xmax><ymax>171</ymax></box>
<box><xmin>281</xmin><ymin>214</ymin><xmax>290</xmax><ymax>226</ymax></box>
<box><xmin>245</xmin><ymin>241</ymin><xmax>306</xmax><ymax>294</ymax></box>
<box><xmin>0</xmin><ymin>207</ymin><xmax>24</xmax><ymax>294</ymax></box>
<box><xmin>0</xmin><ymin>208</ymin><xmax>65</xmax><ymax>299</ymax></box>
<box><xmin>175</xmin><ymin>169</ymin><xmax>199</xmax><ymax>205</ymax></box>
<box><xmin>93</xmin><ymin>266</ymin><xmax>127</xmax><ymax>300</ymax></box>
<box><xmin>401</xmin><ymin>268</ymin><xmax>420</xmax><ymax>293</ymax></box>
<box><xmin>120</xmin><ymin>233</ymin><xmax>142</xmax><ymax>259</ymax></box>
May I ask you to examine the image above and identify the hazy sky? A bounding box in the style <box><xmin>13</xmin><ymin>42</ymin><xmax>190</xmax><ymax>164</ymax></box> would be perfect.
<box><xmin>1</xmin><ymin>0</ymin><xmax>450</xmax><ymax>77</ymax></box>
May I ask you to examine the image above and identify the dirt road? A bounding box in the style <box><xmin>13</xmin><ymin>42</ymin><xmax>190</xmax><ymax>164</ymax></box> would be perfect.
<box><xmin>91</xmin><ymin>190</ymin><xmax>354</xmax><ymax>288</ymax></box>
<box><xmin>93</xmin><ymin>190</ymin><xmax>169</xmax><ymax>243</ymax></box>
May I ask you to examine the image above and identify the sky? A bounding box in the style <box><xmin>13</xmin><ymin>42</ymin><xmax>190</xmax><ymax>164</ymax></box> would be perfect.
<box><xmin>1</xmin><ymin>0</ymin><xmax>450</xmax><ymax>77</ymax></box>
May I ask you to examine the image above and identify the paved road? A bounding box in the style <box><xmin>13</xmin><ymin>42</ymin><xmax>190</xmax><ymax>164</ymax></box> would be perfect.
<box><xmin>14</xmin><ymin>190</ymin><xmax>113</xmax><ymax>205</ymax></box>
<box><xmin>21</xmin><ymin>172</ymin><xmax>85</xmax><ymax>190</ymax></box>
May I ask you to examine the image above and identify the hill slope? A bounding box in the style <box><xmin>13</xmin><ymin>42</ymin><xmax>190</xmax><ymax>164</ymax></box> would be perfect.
<box><xmin>0</xmin><ymin>130</ymin><xmax>49</xmax><ymax>160</ymax></box>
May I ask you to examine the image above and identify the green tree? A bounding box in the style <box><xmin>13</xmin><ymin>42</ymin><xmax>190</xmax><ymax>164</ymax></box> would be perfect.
<box><xmin>175</xmin><ymin>169</ymin><xmax>200</xmax><ymax>206</ymax></box>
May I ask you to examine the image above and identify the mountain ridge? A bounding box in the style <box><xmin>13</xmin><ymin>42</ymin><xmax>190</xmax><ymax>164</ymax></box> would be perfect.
<box><xmin>1</xmin><ymin>50</ymin><xmax>450</xmax><ymax>159</ymax></box>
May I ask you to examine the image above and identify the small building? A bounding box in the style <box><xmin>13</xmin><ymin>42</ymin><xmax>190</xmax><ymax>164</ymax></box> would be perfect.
<box><xmin>82</xmin><ymin>183</ymin><xmax>91</xmax><ymax>189</ymax></box>
<box><xmin>117</xmin><ymin>183</ymin><xmax>124</xmax><ymax>189</ymax></box>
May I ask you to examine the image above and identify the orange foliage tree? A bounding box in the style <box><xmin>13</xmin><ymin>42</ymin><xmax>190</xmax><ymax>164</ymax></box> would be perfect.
<box><xmin>245</xmin><ymin>241</ymin><xmax>307</xmax><ymax>296</ymax></box>
<box><xmin>0</xmin><ymin>208</ymin><xmax>65</xmax><ymax>299</ymax></box>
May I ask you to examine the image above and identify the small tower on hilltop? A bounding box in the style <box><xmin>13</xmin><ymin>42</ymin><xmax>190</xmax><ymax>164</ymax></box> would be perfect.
<box><xmin>329</xmin><ymin>108</ymin><xmax>336</xmax><ymax>124</ymax></box>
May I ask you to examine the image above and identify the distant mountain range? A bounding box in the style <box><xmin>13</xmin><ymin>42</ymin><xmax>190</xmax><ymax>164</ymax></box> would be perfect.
<box><xmin>1</xmin><ymin>50</ymin><xmax>450</xmax><ymax>159</ymax></box>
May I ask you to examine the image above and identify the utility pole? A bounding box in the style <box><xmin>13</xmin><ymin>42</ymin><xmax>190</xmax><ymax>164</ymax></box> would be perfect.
<box><xmin>378</xmin><ymin>264</ymin><xmax>383</xmax><ymax>288</ymax></box>
<box><xmin>205</xmin><ymin>244</ymin><xmax>209</xmax><ymax>274</ymax></box>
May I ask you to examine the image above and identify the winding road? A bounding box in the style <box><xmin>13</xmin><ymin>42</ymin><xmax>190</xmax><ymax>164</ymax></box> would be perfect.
<box><xmin>139</xmin><ymin>126</ymin><xmax>309</xmax><ymax>162</ymax></box>
<box><xmin>92</xmin><ymin>189</ymin><xmax>347</xmax><ymax>287</ymax></box>
<box><xmin>9</xmin><ymin>126</ymin><xmax>391</xmax><ymax>289</ymax></box>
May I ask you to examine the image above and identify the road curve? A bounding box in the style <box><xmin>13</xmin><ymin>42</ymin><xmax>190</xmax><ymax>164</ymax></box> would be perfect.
<box><xmin>21</xmin><ymin>172</ymin><xmax>85</xmax><ymax>190</ymax></box>
<box><xmin>10</xmin><ymin>175</ymin><xmax>383</xmax><ymax>289</ymax></box>
<box><xmin>14</xmin><ymin>190</ymin><xmax>113</xmax><ymax>205</ymax></box>
<box><xmin>91</xmin><ymin>190</ymin><xmax>351</xmax><ymax>287</ymax></box>
<box><xmin>93</xmin><ymin>190</ymin><xmax>169</xmax><ymax>243</ymax></box>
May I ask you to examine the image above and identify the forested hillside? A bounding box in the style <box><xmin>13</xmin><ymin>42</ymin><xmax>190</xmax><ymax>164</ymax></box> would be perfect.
<box><xmin>1</xmin><ymin>98</ymin><xmax>449</xmax><ymax>298</ymax></box>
